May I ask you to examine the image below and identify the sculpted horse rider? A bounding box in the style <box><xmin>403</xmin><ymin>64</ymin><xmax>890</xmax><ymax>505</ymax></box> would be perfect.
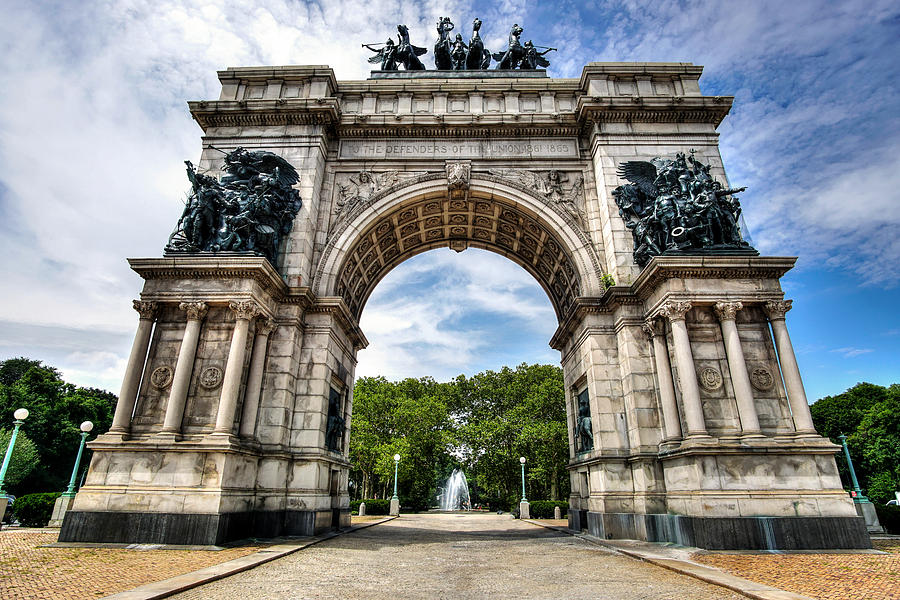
<box><xmin>493</xmin><ymin>23</ymin><xmax>525</xmax><ymax>69</ymax></box>
<box><xmin>396</xmin><ymin>24</ymin><xmax>427</xmax><ymax>70</ymax></box>
<box><xmin>466</xmin><ymin>18</ymin><xmax>491</xmax><ymax>69</ymax></box>
<box><xmin>433</xmin><ymin>16</ymin><xmax>454</xmax><ymax>70</ymax></box>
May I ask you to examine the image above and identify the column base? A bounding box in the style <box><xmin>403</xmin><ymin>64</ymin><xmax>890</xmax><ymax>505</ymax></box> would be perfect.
<box><xmin>47</xmin><ymin>494</ymin><xmax>77</xmax><ymax>528</ymax></box>
<box><xmin>519</xmin><ymin>501</ymin><xmax>531</xmax><ymax>519</ymax></box>
<box><xmin>582</xmin><ymin>511</ymin><xmax>870</xmax><ymax>550</ymax></box>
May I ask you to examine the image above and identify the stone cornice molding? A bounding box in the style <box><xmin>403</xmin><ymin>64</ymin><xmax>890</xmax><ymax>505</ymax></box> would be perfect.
<box><xmin>189</xmin><ymin>99</ymin><xmax>340</xmax><ymax>132</ymax></box>
<box><xmin>228</xmin><ymin>300</ymin><xmax>262</xmax><ymax>321</ymax></box>
<box><xmin>306</xmin><ymin>297</ymin><xmax>369</xmax><ymax>350</ymax></box>
<box><xmin>631</xmin><ymin>256</ymin><xmax>797</xmax><ymax>301</ymax></box>
<box><xmin>714</xmin><ymin>301</ymin><xmax>743</xmax><ymax>321</ymax></box>
<box><xmin>132</xmin><ymin>300</ymin><xmax>157</xmax><ymax>321</ymax></box>
<box><xmin>129</xmin><ymin>256</ymin><xmax>288</xmax><ymax>298</ymax></box>
<box><xmin>179</xmin><ymin>301</ymin><xmax>209</xmax><ymax>321</ymax></box>
<box><xmin>337</xmin><ymin>122</ymin><xmax>580</xmax><ymax>138</ymax></box>
<box><xmin>577</xmin><ymin>96</ymin><xmax>733</xmax><ymax>128</ymax></box>
<box><xmin>764</xmin><ymin>299</ymin><xmax>793</xmax><ymax>321</ymax></box>
<box><xmin>659</xmin><ymin>300</ymin><xmax>692</xmax><ymax>322</ymax></box>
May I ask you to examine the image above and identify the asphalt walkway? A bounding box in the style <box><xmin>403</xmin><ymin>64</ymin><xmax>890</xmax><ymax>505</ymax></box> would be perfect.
<box><xmin>171</xmin><ymin>512</ymin><xmax>744</xmax><ymax>599</ymax></box>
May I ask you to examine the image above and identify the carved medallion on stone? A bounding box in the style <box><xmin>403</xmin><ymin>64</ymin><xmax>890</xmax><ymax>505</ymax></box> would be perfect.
<box><xmin>699</xmin><ymin>367</ymin><xmax>723</xmax><ymax>391</ymax></box>
<box><xmin>199</xmin><ymin>366</ymin><xmax>223</xmax><ymax>390</ymax></box>
<box><xmin>750</xmin><ymin>367</ymin><xmax>775</xmax><ymax>391</ymax></box>
<box><xmin>150</xmin><ymin>366</ymin><xmax>173</xmax><ymax>389</ymax></box>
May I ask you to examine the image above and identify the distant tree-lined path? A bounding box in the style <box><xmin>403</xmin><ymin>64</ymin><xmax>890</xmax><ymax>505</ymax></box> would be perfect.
<box><xmin>172</xmin><ymin>513</ymin><xmax>741</xmax><ymax>600</ymax></box>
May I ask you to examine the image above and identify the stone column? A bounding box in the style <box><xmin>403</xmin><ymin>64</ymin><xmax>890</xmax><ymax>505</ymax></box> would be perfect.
<box><xmin>239</xmin><ymin>318</ymin><xmax>276</xmax><ymax>439</ymax></box>
<box><xmin>764</xmin><ymin>300</ymin><xmax>816</xmax><ymax>435</ymax></box>
<box><xmin>714</xmin><ymin>302</ymin><xmax>763</xmax><ymax>437</ymax></box>
<box><xmin>213</xmin><ymin>300</ymin><xmax>261</xmax><ymax>435</ymax></box>
<box><xmin>109</xmin><ymin>300</ymin><xmax>157</xmax><ymax>435</ymax></box>
<box><xmin>659</xmin><ymin>301</ymin><xmax>707</xmax><ymax>437</ymax></box>
<box><xmin>642</xmin><ymin>319</ymin><xmax>682</xmax><ymax>442</ymax></box>
<box><xmin>160</xmin><ymin>302</ymin><xmax>208</xmax><ymax>434</ymax></box>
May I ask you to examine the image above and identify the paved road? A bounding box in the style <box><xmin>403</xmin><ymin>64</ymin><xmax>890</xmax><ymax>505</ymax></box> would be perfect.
<box><xmin>173</xmin><ymin>513</ymin><xmax>743</xmax><ymax>599</ymax></box>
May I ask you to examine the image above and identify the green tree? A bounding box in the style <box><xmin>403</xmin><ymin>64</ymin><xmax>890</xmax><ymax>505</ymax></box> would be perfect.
<box><xmin>810</xmin><ymin>382</ymin><xmax>900</xmax><ymax>502</ymax></box>
<box><xmin>0</xmin><ymin>358</ymin><xmax>116</xmax><ymax>494</ymax></box>
<box><xmin>0</xmin><ymin>429</ymin><xmax>39</xmax><ymax>488</ymax></box>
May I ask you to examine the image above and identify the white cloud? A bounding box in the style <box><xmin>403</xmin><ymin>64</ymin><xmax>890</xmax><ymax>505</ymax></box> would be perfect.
<box><xmin>830</xmin><ymin>347</ymin><xmax>875</xmax><ymax>358</ymax></box>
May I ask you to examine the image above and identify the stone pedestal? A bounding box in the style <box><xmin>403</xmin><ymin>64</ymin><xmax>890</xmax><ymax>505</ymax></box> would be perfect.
<box><xmin>0</xmin><ymin>496</ymin><xmax>8</xmax><ymax>523</ymax></box>
<box><xmin>389</xmin><ymin>498</ymin><xmax>400</xmax><ymax>516</ymax></box>
<box><xmin>358</xmin><ymin>502</ymin><xmax>366</xmax><ymax>517</ymax></box>
<box><xmin>554</xmin><ymin>506</ymin><xmax>562</xmax><ymax>520</ymax></box>
<box><xmin>854</xmin><ymin>500</ymin><xmax>885</xmax><ymax>534</ymax></box>
<box><xmin>519</xmin><ymin>501</ymin><xmax>530</xmax><ymax>520</ymax></box>
<box><xmin>48</xmin><ymin>495</ymin><xmax>76</xmax><ymax>528</ymax></box>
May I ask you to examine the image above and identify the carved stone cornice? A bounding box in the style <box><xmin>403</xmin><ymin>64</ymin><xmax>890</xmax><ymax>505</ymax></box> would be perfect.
<box><xmin>306</xmin><ymin>297</ymin><xmax>369</xmax><ymax>351</ymax></box>
<box><xmin>132</xmin><ymin>300</ymin><xmax>157</xmax><ymax>321</ymax></box>
<box><xmin>714</xmin><ymin>301</ymin><xmax>743</xmax><ymax>321</ymax></box>
<box><xmin>179</xmin><ymin>301</ymin><xmax>209</xmax><ymax>321</ymax></box>
<box><xmin>229</xmin><ymin>300</ymin><xmax>262</xmax><ymax>321</ymax></box>
<box><xmin>129</xmin><ymin>256</ymin><xmax>288</xmax><ymax>299</ymax></box>
<box><xmin>189</xmin><ymin>99</ymin><xmax>340</xmax><ymax>132</ymax></box>
<box><xmin>659</xmin><ymin>301</ymin><xmax>692</xmax><ymax>322</ymax></box>
<box><xmin>631</xmin><ymin>256</ymin><xmax>797</xmax><ymax>301</ymax></box>
<box><xmin>577</xmin><ymin>96</ymin><xmax>733</xmax><ymax>128</ymax></box>
<box><xmin>764</xmin><ymin>299</ymin><xmax>793</xmax><ymax>321</ymax></box>
<box><xmin>337</xmin><ymin>123</ymin><xmax>580</xmax><ymax>138</ymax></box>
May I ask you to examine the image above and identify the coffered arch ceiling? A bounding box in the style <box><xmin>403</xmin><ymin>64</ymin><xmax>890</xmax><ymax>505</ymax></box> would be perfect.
<box><xmin>332</xmin><ymin>189</ymin><xmax>586</xmax><ymax>321</ymax></box>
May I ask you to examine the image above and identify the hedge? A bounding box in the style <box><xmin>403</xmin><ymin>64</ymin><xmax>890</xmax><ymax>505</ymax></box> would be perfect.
<box><xmin>875</xmin><ymin>504</ymin><xmax>900</xmax><ymax>534</ymax></box>
<box><xmin>13</xmin><ymin>492</ymin><xmax>61</xmax><ymax>527</ymax></box>
<box><xmin>351</xmin><ymin>498</ymin><xmax>391</xmax><ymax>515</ymax></box>
<box><xmin>529</xmin><ymin>500</ymin><xmax>568</xmax><ymax>519</ymax></box>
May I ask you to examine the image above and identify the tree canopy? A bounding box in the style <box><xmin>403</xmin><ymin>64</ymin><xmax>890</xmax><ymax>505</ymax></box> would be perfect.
<box><xmin>0</xmin><ymin>357</ymin><xmax>115</xmax><ymax>495</ymax></box>
<box><xmin>810</xmin><ymin>382</ymin><xmax>900</xmax><ymax>504</ymax></box>
<box><xmin>348</xmin><ymin>363</ymin><xmax>569</xmax><ymax>511</ymax></box>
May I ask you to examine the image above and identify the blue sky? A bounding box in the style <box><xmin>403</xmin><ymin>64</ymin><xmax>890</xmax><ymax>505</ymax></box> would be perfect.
<box><xmin>0</xmin><ymin>0</ymin><xmax>897</xmax><ymax>401</ymax></box>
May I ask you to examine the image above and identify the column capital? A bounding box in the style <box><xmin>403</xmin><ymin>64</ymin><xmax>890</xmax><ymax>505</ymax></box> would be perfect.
<box><xmin>714</xmin><ymin>301</ymin><xmax>743</xmax><ymax>321</ymax></box>
<box><xmin>642</xmin><ymin>318</ymin><xmax>664</xmax><ymax>338</ymax></box>
<box><xmin>229</xmin><ymin>300</ymin><xmax>262</xmax><ymax>321</ymax></box>
<box><xmin>132</xmin><ymin>300</ymin><xmax>158</xmax><ymax>320</ymax></box>
<box><xmin>764</xmin><ymin>299</ymin><xmax>793</xmax><ymax>321</ymax></box>
<box><xmin>179</xmin><ymin>301</ymin><xmax>208</xmax><ymax>321</ymax></box>
<box><xmin>659</xmin><ymin>300</ymin><xmax>692</xmax><ymax>322</ymax></box>
<box><xmin>256</xmin><ymin>317</ymin><xmax>277</xmax><ymax>336</ymax></box>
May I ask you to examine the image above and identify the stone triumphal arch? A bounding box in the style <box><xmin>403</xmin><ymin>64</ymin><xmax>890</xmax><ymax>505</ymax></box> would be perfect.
<box><xmin>59</xmin><ymin>61</ymin><xmax>869</xmax><ymax>549</ymax></box>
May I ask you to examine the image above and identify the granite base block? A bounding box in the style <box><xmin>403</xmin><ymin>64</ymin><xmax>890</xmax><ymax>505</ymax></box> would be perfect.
<box><xmin>58</xmin><ymin>509</ymin><xmax>350</xmax><ymax>545</ymax></box>
<box><xmin>585</xmin><ymin>512</ymin><xmax>871</xmax><ymax>550</ymax></box>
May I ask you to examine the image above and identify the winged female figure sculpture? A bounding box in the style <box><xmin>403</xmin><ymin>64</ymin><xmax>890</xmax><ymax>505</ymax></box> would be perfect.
<box><xmin>166</xmin><ymin>147</ymin><xmax>302</xmax><ymax>264</ymax></box>
<box><xmin>613</xmin><ymin>152</ymin><xmax>754</xmax><ymax>267</ymax></box>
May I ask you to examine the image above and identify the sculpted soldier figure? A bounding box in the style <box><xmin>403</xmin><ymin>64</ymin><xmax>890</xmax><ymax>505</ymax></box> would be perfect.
<box><xmin>493</xmin><ymin>23</ymin><xmax>525</xmax><ymax>69</ymax></box>
<box><xmin>521</xmin><ymin>40</ymin><xmax>554</xmax><ymax>69</ymax></box>
<box><xmin>614</xmin><ymin>153</ymin><xmax>755</xmax><ymax>266</ymax></box>
<box><xmin>450</xmin><ymin>33</ymin><xmax>468</xmax><ymax>70</ymax></box>
<box><xmin>364</xmin><ymin>38</ymin><xmax>399</xmax><ymax>71</ymax></box>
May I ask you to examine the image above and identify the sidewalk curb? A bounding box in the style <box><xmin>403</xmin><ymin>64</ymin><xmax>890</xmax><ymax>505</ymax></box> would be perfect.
<box><xmin>522</xmin><ymin>519</ymin><xmax>815</xmax><ymax>600</ymax></box>
<box><xmin>101</xmin><ymin>516</ymin><xmax>397</xmax><ymax>600</ymax></box>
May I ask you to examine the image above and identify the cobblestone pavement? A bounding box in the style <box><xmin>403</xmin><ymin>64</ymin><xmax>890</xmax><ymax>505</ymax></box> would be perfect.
<box><xmin>173</xmin><ymin>513</ymin><xmax>744</xmax><ymax>600</ymax></box>
<box><xmin>0</xmin><ymin>528</ymin><xmax>264</xmax><ymax>600</ymax></box>
<box><xmin>693</xmin><ymin>539</ymin><xmax>900</xmax><ymax>600</ymax></box>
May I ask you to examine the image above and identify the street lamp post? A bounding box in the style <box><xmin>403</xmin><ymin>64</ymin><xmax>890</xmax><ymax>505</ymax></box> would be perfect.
<box><xmin>838</xmin><ymin>434</ymin><xmax>866</xmax><ymax>502</ymax></box>
<box><xmin>62</xmin><ymin>422</ymin><xmax>94</xmax><ymax>497</ymax></box>
<box><xmin>0</xmin><ymin>408</ymin><xmax>30</xmax><ymax>494</ymax></box>
<box><xmin>519</xmin><ymin>456</ymin><xmax>527</xmax><ymax>502</ymax></box>
<box><xmin>518</xmin><ymin>456</ymin><xmax>530</xmax><ymax>519</ymax></box>
<box><xmin>49</xmin><ymin>421</ymin><xmax>95</xmax><ymax>528</ymax></box>
<box><xmin>389</xmin><ymin>453</ymin><xmax>401</xmax><ymax>516</ymax></box>
<box><xmin>0</xmin><ymin>408</ymin><xmax>29</xmax><ymax>522</ymax></box>
<box><xmin>838</xmin><ymin>433</ymin><xmax>884</xmax><ymax>534</ymax></box>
